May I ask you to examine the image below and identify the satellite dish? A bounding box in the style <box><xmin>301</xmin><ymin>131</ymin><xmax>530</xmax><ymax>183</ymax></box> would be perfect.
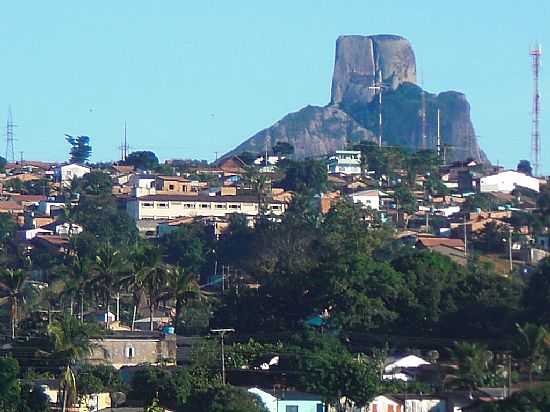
<box><xmin>111</xmin><ymin>392</ymin><xmax>127</xmax><ymax>407</ymax></box>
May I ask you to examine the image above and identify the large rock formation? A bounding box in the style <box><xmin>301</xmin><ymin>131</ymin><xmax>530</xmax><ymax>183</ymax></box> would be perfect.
<box><xmin>222</xmin><ymin>34</ymin><xmax>488</xmax><ymax>163</ymax></box>
<box><xmin>331</xmin><ymin>35</ymin><xmax>416</xmax><ymax>106</ymax></box>
<box><xmin>226</xmin><ymin>105</ymin><xmax>376</xmax><ymax>160</ymax></box>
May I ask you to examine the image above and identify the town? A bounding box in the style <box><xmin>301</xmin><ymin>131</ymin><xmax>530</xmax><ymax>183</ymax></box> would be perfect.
<box><xmin>0</xmin><ymin>132</ymin><xmax>549</xmax><ymax>412</ymax></box>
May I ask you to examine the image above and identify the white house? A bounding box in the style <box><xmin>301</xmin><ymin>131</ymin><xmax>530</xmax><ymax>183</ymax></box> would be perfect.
<box><xmin>366</xmin><ymin>395</ymin><xmax>447</xmax><ymax>412</ymax></box>
<box><xmin>248</xmin><ymin>388</ymin><xmax>324</xmax><ymax>412</ymax></box>
<box><xmin>383</xmin><ymin>355</ymin><xmax>430</xmax><ymax>382</ymax></box>
<box><xmin>327</xmin><ymin>150</ymin><xmax>362</xmax><ymax>175</ymax></box>
<box><xmin>54</xmin><ymin>163</ymin><xmax>91</xmax><ymax>186</ymax></box>
<box><xmin>128</xmin><ymin>174</ymin><xmax>157</xmax><ymax>197</ymax></box>
<box><xmin>351</xmin><ymin>190</ymin><xmax>385</xmax><ymax>210</ymax></box>
<box><xmin>480</xmin><ymin>170</ymin><xmax>540</xmax><ymax>194</ymax></box>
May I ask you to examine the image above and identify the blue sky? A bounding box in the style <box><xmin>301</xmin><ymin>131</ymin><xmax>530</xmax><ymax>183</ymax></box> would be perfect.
<box><xmin>0</xmin><ymin>1</ymin><xmax>549</xmax><ymax>172</ymax></box>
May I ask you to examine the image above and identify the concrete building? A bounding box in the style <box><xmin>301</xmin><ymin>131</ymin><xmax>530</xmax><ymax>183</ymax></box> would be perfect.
<box><xmin>127</xmin><ymin>194</ymin><xmax>286</xmax><ymax>221</ymax></box>
<box><xmin>87</xmin><ymin>331</ymin><xmax>177</xmax><ymax>369</ymax></box>
<box><xmin>327</xmin><ymin>150</ymin><xmax>362</xmax><ymax>175</ymax></box>
<box><xmin>480</xmin><ymin>170</ymin><xmax>539</xmax><ymax>194</ymax></box>
<box><xmin>351</xmin><ymin>189</ymin><xmax>385</xmax><ymax>210</ymax></box>
<box><xmin>54</xmin><ymin>163</ymin><xmax>91</xmax><ymax>186</ymax></box>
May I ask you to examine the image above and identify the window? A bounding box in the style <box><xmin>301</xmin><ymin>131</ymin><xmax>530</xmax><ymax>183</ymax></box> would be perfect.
<box><xmin>125</xmin><ymin>346</ymin><xmax>135</xmax><ymax>359</ymax></box>
<box><xmin>228</xmin><ymin>204</ymin><xmax>241</xmax><ymax>209</ymax></box>
<box><xmin>286</xmin><ymin>406</ymin><xmax>298</xmax><ymax>412</ymax></box>
<box><xmin>200</xmin><ymin>203</ymin><xmax>210</xmax><ymax>209</ymax></box>
<box><xmin>169</xmin><ymin>184</ymin><xmax>175</xmax><ymax>190</ymax></box>
<box><xmin>215</xmin><ymin>204</ymin><xmax>226</xmax><ymax>209</ymax></box>
<box><xmin>142</xmin><ymin>202</ymin><xmax>154</xmax><ymax>208</ymax></box>
<box><xmin>316</xmin><ymin>405</ymin><xmax>324</xmax><ymax>412</ymax></box>
<box><xmin>184</xmin><ymin>203</ymin><xmax>196</xmax><ymax>209</ymax></box>
<box><xmin>157</xmin><ymin>202</ymin><xmax>169</xmax><ymax>208</ymax></box>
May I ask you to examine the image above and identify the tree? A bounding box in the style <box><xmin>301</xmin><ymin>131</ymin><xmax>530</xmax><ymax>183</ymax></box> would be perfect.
<box><xmin>181</xmin><ymin>385</ymin><xmax>268</xmax><ymax>412</ymax></box>
<box><xmin>93</xmin><ymin>243</ymin><xmax>128</xmax><ymax>326</ymax></box>
<box><xmin>125</xmin><ymin>151</ymin><xmax>159</xmax><ymax>170</ymax></box>
<box><xmin>0</xmin><ymin>155</ymin><xmax>7</xmax><ymax>173</ymax></box>
<box><xmin>65</xmin><ymin>135</ymin><xmax>92</xmax><ymax>164</ymax></box>
<box><xmin>515</xmin><ymin>323</ymin><xmax>550</xmax><ymax>383</ymax></box>
<box><xmin>517</xmin><ymin>160</ymin><xmax>533</xmax><ymax>176</ymax></box>
<box><xmin>165</xmin><ymin>266</ymin><xmax>209</xmax><ymax>334</ymax></box>
<box><xmin>281</xmin><ymin>159</ymin><xmax>327</xmax><ymax>194</ymax></box>
<box><xmin>394</xmin><ymin>185</ymin><xmax>417</xmax><ymax>226</ymax></box>
<box><xmin>0</xmin><ymin>268</ymin><xmax>33</xmax><ymax>339</ymax></box>
<box><xmin>130</xmin><ymin>366</ymin><xmax>191</xmax><ymax>410</ymax></box>
<box><xmin>293</xmin><ymin>332</ymin><xmax>380</xmax><ymax>411</ymax></box>
<box><xmin>140</xmin><ymin>265</ymin><xmax>170</xmax><ymax>331</ymax></box>
<box><xmin>47</xmin><ymin>317</ymin><xmax>101</xmax><ymax>412</ymax></box>
<box><xmin>80</xmin><ymin>171</ymin><xmax>113</xmax><ymax>196</ymax></box>
<box><xmin>0</xmin><ymin>357</ymin><xmax>20</xmax><ymax>411</ymax></box>
<box><xmin>272</xmin><ymin>141</ymin><xmax>295</xmax><ymax>156</ymax></box>
<box><xmin>480</xmin><ymin>385</ymin><xmax>550</xmax><ymax>411</ymax></box>
<box><xmin>523</xmin><ymin>259</ymin><xmax>550</xmax><ymax>325</ymax></box>
<box><xmin>448</xmin><ymin>341</ymin><xmax>494</xmax><ymax>389</ymax></box>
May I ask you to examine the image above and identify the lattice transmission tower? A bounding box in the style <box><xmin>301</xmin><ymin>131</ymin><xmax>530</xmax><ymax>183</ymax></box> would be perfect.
<box><xmin>530</xmin><ymin>45</ymin><xmax>542</xmax><ymax>176</ymax></box>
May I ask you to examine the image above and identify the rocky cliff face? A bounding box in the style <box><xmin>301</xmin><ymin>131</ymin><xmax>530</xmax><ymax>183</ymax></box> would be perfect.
<box><xmin>331</xmin><ymin>35</ymin><xmax>416</xmax><ymax>106</ymax></box>
<box><xmin>222</xmin><ymin>34</ymin><xmax>487</xmax><ymax>163</ymax></box>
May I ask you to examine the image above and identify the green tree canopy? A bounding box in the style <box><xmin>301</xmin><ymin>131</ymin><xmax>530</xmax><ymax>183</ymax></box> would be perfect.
<box><xmin>65</xmin><ymin>135</ymin><xmax>92</xmax><ymax>164</ymax></box>
<box><xmin>125</xmin><ymin>151</ymin><xmax>159</xmax><ymax>170</ymax></box>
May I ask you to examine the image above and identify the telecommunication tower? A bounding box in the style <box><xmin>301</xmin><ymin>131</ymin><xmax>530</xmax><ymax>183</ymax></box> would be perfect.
<box><xmin>368</xmin><ymin>70</ymin><xmax>389</xmax><ymax>148</ymax></box>
<box><xmin>530</xmin><ymin>45</ymin><xmax>542</xmax><ymax>176</ymax></box>
<box><xmin>5</xmin><ymin>107</ymin><xmax>16</xmax><ymax>163</ymax></box>
<box><xmin>119</xmin><ymin>122</ymin><xmax>130</xmax><ymax>161</ymax></box>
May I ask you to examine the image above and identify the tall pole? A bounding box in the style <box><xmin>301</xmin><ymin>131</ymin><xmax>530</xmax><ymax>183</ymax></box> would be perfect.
<box><xmin>530</xmin><ymin>45</ymin><xmax>542</xmax><ymax>176</ymax></box>
<box><xmin>508</xmin><ymin>229</ymin><xmax>513</xmax><ymax>273</ymax></box>
<box><xmin>211</xmin><ymin>328</ymin><xmax>235</xmax><ymax>385</ymax></box>
<box><xmin>5</xmin><ymin>107</ymin><xmax>16</xmax><ymax>163</ymax></box>
<box><xmin>463</xmin><ymin>213</ymin><xmax>468</xmax><ymax>258</ymax></box>
<box><xmin>436</xmin><ymin>109</ymin><xmax>442</xmax><ymax>160</ymax></box>
<box><xmin>369</xmin><ymin>70</ymin><xmax>386</xmax><ymax>148</ymax></box>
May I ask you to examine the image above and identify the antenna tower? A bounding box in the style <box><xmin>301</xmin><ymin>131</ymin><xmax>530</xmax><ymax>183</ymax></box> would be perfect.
<box><xmin>369</xmin><ymin>70</ymin><xmax>388</xmax><ymax>148</ymax></box>
<box><xmin>119</xmin><ymin>122</ymin><xmax>130</xmax><ymax>161</ymax></box>
<box><xmin>436</xmin><ymin>109</ymin><xmax>442</xmax><ymax>160</ymax></box>
<box><xmin>420</xmin><ymin>72</ymin><xmax>428</xmax><ymax>150</ymax></box>
<box><xmin>530</xmin><ymin>45</ymin><xmax>542</xmax><ymax>176</ymax></box>
<box><xmin>5</xmin><ymin>107</ymin><xmax>16</xmax><ymax>163</ymax></box>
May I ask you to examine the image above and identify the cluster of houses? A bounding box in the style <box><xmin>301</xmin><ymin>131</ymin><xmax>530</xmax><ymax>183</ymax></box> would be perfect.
<box><xmin>325</xmin><ymin>150</ymin><xmax>548</xmax><ymax>269</ymax></box>
<box><xmin>1</xmin><ymin>151</ymin><xmax>547</xmax><ymax>411</ymax></box>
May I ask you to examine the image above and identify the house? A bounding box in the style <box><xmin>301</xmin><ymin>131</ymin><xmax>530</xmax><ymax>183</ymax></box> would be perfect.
<box><xmin>351</xmin><ymin>190</ymin><xmax>386</xmax><ymax>211</ymax></box>
<box><xmin>248</xmin><ymin>388</ymin><xmax>325</xmax><ymax>412</ymax></box>
<box><xmin>366</xmin><ymin>394</ymin><xmax>448</xmax><ymax>412</ymax></box>
<box><xmin>219</xmin><ymin>156</ymin><xmax>247</xmax><ymax>175</ymax></box>
<box><xmin>480</xmin><ymin>170</ymin><xmax>539</xmax><ymax>194</ymax></box>
<box><xmin>86</xmin><ymin>331</ymin><xmax>177</xmax><ymax>369</ymax></box>
<box><xmin>54</xmin><ymin>163</ymin><xmax>91</xmax><ymax>186</ymax></box>
<box><xmin>154</xmin><ymin>175</ymin><xmax>206</xmax><ymax>195</ymax></box>
<box><xmin>128</xmin><ymin>174</ymin><xmax>157</xmax><ymax>197</ymax></box>
<box><xmin>31</xmin><ymin>234</ymin><xmax>70</xmax><ymax>254</ymax></box>
<box><xmin>383</xmin><ymin>355</ymin><xmax>430</xmax><ymax>381</ymax></box>
<box><xmin>327</xmin><ymin>150</ymin><xmax>362</xmax><ymax>175</ymax></box>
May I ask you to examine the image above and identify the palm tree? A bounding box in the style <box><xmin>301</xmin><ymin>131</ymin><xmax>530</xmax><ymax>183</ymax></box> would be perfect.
<box><xmin>93</xmin><ymin>243</ymin><xmax>128</xmax><ymax>327</ymax></box>
<box><xmin>125</xmin><ymin>243</ymin><xmax>163</xmax><ymax>330</ymax></box>
<box><xmin>0</xmin><ymin>268</ymin><xmax>33</xmax><ymax>339</ymax></box>
<box><xmin>164</xmin><ymin>265</ymin><xmax>210</xmax><ymax>334</ymax></box>
<box><xmin>140</xmin><ymin>264</ymin><xmax>170</xmax><ymax>331</ymax></box>
<box><xmin>515</xmin><ymin>322</ymin><xmax>550</xmax><ymax>383</ymax></box>
<box><xmin>448</xmin><ymin>341</ymin><xmax>494</xmax><ymax>390</ymax></box>
<box><xmin>48</xmin><ymin>316</ymin><xmax>101</xmax><ymax>412</ymax></box>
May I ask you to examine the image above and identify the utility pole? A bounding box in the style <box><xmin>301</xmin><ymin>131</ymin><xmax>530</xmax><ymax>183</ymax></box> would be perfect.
<box><xmin>436</xmin><ymin>109</ymin><xmax>442</xmax><ymax>160</ymax></box>
<box><xmin>369</xmin><ymin>70</ymin><xmax>388</xmax><ymax>148</ymax></box>
<box><xmin>530</xmin><ymin>45</ymin><xmax>542</xmax><ymax>176</ymax></box>
<box><xmin>211</xmin><ymin>328</ymin><xmax>235</xmax><ymax>385</ymax></box>
<box><xmin>508</xmin><ymin>229</ymin><xmax>513</xmax><ymax>273</ymax></box>
<box><xmin>420</xmin><ymin>71</ymin><xmax>428</xmax><ymax>150</ymax></box>
<box><xmin>463</xmin><ymin>212</ymin><xmax>468</xmax><ymax>258</ymax></box>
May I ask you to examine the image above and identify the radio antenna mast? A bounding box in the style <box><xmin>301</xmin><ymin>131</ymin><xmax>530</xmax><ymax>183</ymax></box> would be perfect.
<box><xmin>530</xmin><ymin>45</ymin><xmax>542</xmax><ymax>176</ymax></box>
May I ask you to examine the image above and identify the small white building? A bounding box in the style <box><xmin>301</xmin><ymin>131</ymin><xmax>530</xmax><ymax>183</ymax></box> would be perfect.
<box><xmin>54</xmin><ymin>163</ymin><xmax>91</xmax><ymax>186</ymax></box>
<box><xmin>128</xmin><ymin>174</ymin><xmax>157</xmax><ymax>197</ymax></box>
<box><xmin>480</xmin><ymin>170</ymin><xmax>539</xmax><ymax>194</ymax></box>
<box><xmin>351</xmin><ymin>189</ymin><xmax>385</xmax><ymax>210</ymax></box>
<box><xmin>327</xmin><ymin>150</ymin><xmax>362</xmax><ymax>175</ymax></box>
<box><xmin>383</xmin><ymin>355</ymin><xmax>430</xmax><ymax>382</ymax></box>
